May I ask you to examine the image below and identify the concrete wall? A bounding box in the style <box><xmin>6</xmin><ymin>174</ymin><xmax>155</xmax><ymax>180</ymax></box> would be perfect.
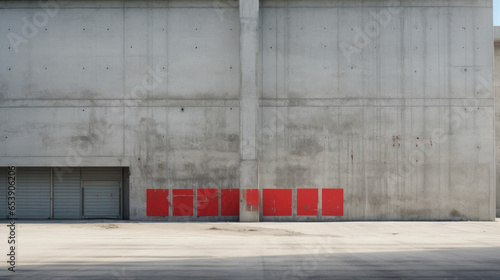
<box><xmin>495</xmin><ymin>27</ymin><xmax>500</xmax><ymax>218</ymax></box>
<box><xmin>0</xmin><ymin>0</ymin><xmax>495</xmax><ymax>221</ymax></box>
<box><xmin>259</xmin><ymin>0</ymin><xmax>494</xmax><ymax>221</ymax></box>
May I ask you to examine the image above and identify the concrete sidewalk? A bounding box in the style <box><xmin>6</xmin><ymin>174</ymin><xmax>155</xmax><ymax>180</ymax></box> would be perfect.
<box><xmin>0</xmin><ymin>220</ymin><xmax>499</xmax><ymax>279</ymax></box>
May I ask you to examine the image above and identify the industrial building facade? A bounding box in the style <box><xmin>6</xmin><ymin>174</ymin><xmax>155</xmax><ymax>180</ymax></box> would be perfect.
<box><xmin>0</xmin><ymin>0</ymin><xmax>496</xmax><ymax>221</ymax></box>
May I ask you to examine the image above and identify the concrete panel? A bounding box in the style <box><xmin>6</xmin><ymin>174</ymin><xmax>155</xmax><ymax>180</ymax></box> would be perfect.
<box><xmin>167</xmin><ymin>8</ymin><xmax>240</xmax><ymax>99</ymax></box>
<box><xmin>0</xmin><ymin>107</ymin><xmax>124</xmax><ymax>159</ymax></box>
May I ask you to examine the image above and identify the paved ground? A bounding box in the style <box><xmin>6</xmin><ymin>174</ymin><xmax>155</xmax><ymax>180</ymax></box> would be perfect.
<box><xmin>0</xmin><ymin>220</ymin><xmax>499</xmax><ymax>279</ymax></box>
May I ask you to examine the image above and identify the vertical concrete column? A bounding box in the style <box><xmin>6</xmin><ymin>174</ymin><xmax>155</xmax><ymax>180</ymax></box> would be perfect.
<box><xmin>239</xmin><ymin>0</ymin><xmax>260</xmax><ymax>222</ymax></box>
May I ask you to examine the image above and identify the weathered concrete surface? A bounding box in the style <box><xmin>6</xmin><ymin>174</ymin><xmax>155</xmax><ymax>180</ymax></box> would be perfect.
<box><xmin>259</xmin><ymin>0</ymin><xmax>495</xmax><ymax>221</ymax></box>
<box><xmin>239</xmin><ymin>0</ymin><xmax>260</xmax><ymax>222</ymax></box>
<box><xmin>0</xmin><ymin>220</ymin><xmax>499</xmax><ymax>279</ymax></box>
<box><xmin>495</xmin><ymin>27</ymin><xmax>500</xmax><ymax>218</ymax></box>
<box><xmin>0</xmin><ymin>0</ymin><xmax>495</xmax><ymax>221</ymax></box>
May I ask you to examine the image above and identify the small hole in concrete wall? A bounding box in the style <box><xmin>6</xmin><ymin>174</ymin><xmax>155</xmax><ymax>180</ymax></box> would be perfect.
<box><xmin>138</xmin><ymin>157</ymin><xmax>140</xmax><ymax>161</ymax></box>
<box><xmin>323</xmin><ymin>27</ymin><xmax>326</xmax><ymax>30</ymax></box>
<box><xmin>269</xmin><ymin>28</ymin><xmax>272</xmax><ymax>30</ymax></box>
<box><xmin>324</xmin><ymin>45</ymin><xmax>326</xmax><ymax>47</ymax></box>
<box><xmin>270</xmin><ymin>46</ymin><xmax>272</xmax><ymax>49</ymax></box>
<box><xmin>45</xmin><ymin>67</ymin><xmax>47</xmax><ymax>70</ymax></box>
<box><xmin>107</xmin><ymin>28</ymin><xmax>110</xmax><ymax>31</ymax></box>
<box><xmin>181</xmin><ymin>108</ymin><xmax>184</xmax><ymax>112</ymax></box>
<box><xmin>324</xmin><ymin>67</ymin><xmax>327</xmax><ymax>70</ymax></box>
<box><xmin>83</xmin><ymin>28</ymin><xmax>85</xmax><ymax>31</ymax></box>
<box><xmin>195</xmin><ymin>46</ymin><xmax>197</xmax><ymax>49</ymax></box>
<box><xmin>351</xmin><ymin>28</ymin><xmax>353</xmax><ymax>31</ymax></box>
<box><xmin>230</xmin><ymin>28</ymin><xmax>232</xmax><ymax>31</ymax></box>
<box><xmin>82</xmin><ymin>67</ymin><xmax>85</xmax><ymax>70</ymax></box>
<box><xmin>195</xmin><ymin>28</ymin><xmax>198</xmax><ymax>30</ymax></box>
<box><xmin>106</xmin><ymin>67</ymin><xmax>109</xmax><ymax>70</ymax></box>
<box><xmin>8</xmin><ymin>68</ymin><xmax>11</xmax><ymax>70</ymax></box>
<box><xmin>162</xmin><ymin>28</ymin><xmax>165</xmax><ymax>31</ymax></box>
<box><xmin>230</xmin><ymin>66</ymin><xmax>232</xmax><ymax>69</ymax></box>
<box><xmin>464</xmin><ymin>68</ymin><xmax>467</xmax><ymax>72</ymax></box>
<box><xmin>8</xmin><ymin>47</ymin><xmax>10</xmax><ymax>49</ymax></box>
<box><xmin>45</xmin><ymin>28</ymin><xmax>47</xmax><ymax>31</ymax></box>
<box><xmin>8</xmin><ymin>28</ymin><xmax>10</xmax><ymax>31</ymax></box>
<box><xmin>230</xmin><ymin>108</ymin><xmax>232</xmax><ymax>110</ymax></box>
<box><xmin>130</xmin><ymin>46</ymin><xmax>133</xmax><ymax>48</ymax></box>
<box><xmin>301</xmin><ymin>27</ymin><xmax>303</xmax><ymax>30</ymax></box>
<box><xmin>162</xmin><ymin>67</ymin><xmax>165</xmax><ymax>70</ymax></box>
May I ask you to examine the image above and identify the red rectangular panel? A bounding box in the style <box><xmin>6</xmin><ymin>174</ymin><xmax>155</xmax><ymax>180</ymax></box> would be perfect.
<box><xmin>245</xmin><ymin>189</ymin><xmax>259</xmax><ymax>211</ymax></box>
<box><xmin>322</xmin><ymin>189</ymin><xmax>344</xmax><ymax>216</ymax></box>
<box><xmin>263</xmin><ymin>189</ymin><xmax>292</xmax><ymax>216</ymax></box>
<box><xmin>197</xmin><ymin>189</ymin><xmax>219</xmax><ymax>217</ymax></box>
<box><xmin>221</xmin><ymin>189</ymin><xmax>239</xmax><ymax>216</ymax></box>
<box><xmin>173</xmin><ymin>189</ymin><xmax>193</xmax><ymax>216</ymax></box>
<box><xmin>147</xmin><ymin>189</ymin><xmax>169</xmax><ymax>217</ymax></box>
<box><xmin>297</xmin><ymin>189</ymin><xmax>318</xmax><ymax>216</ymax></box>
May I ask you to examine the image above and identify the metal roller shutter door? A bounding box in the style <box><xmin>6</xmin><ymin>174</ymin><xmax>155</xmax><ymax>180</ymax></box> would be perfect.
<box><xmin>0</xmin><ymin>168</ymin><xmax>7</xmax><ymax>219</ymax></box>
<box><xmin>83</xmin><ymin>181</ymin><xmax>120</xmax><ymax>218</ymax></box>
<box><xmin>53</xmin><ymin>168</ymin><xmax>81</xmax><ymax>219</ymax></box>
<box><xmin>16</xmin><ymin>167</ymin><xmax>51</xmax><ymax>219</ymax></box>
<box><xmin>82</xmin><ymin>168</ymin><xmax>121</xmax><ymax>219</ymax></box>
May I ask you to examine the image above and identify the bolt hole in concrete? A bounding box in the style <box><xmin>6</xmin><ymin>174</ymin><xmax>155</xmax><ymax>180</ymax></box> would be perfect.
<box><xmin>181</xmin><ymin>108</ymin><xmax>184</xmax><ymax>112</ymax></box>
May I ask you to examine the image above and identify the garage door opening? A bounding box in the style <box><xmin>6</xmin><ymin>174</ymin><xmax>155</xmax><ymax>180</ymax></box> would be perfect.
<box><xmin>0</xmin><ymin>167</ymin><xmax>128</xmax><ymax>220</ymax></box>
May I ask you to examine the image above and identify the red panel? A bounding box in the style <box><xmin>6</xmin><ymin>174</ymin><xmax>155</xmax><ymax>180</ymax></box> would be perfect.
<box><xmin>245</xmin><ymin>189</ymin><xmax>259</xmax><ymax>211</ymax></box>
<box><xmin>297</xmin><ymin>189</ymin><xmax>318</xmax><ymax>216</ymax></box>
<box><xmin>221</xmin><ymin>189</ymin><xmax>239</xmax><ymax>216</ymax></box>
<box><xmin>173</xmin><ymin>189</ymin><xmax>193</xmax><ymax>216</ymax></box>
<box><xmin>263</xmin><ymin>189</ymin><xmax>292</xmax><ymax>216</ymax></box>
<box><xmin>197</xmin><ymin>189</ymin><xmax>219</xmax><ymax>217</ymax></box>
<box><xmin>322</xmin><ymin>189</ymin><xmax>344</xmax><ymax>216</ymax></box>
<box><xmin>146</xmin><ymin>189</ymin><xmax>169</xmax><ymax>217</ymax></box>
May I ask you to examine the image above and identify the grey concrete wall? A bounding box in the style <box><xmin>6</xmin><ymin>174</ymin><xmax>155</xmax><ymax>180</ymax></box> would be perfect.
<box><xmin>0</xmin><ymin>0</ymin><xmax>495</xmax><ymax>221</ymax></box>
<box><xmin>495</xmin><ymin>29</ymin><xmax>500</xmax><ymax>217</ymax></box>
<box><xmin>259</xmin><ymin>0</ymin><xmax>495</xmax><ymax>221</ymax></box>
